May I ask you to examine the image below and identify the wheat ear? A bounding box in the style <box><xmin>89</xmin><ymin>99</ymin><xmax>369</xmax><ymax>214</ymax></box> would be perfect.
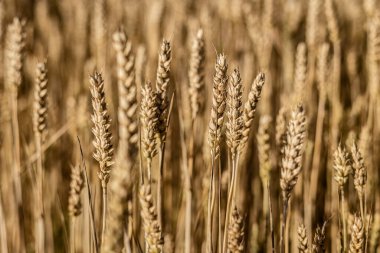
<box><xmin>90</xmin><ymin>72</ymin><xmax>114</xmax><ymax>248</ymax></box>
<box><xmin>140</xmin><ymin>82</ymin><xmax>158</xmax><ymax>181</ymax></box>
<box><xmin>351</xmin><ymin>142</ymin><xmax>367</xmax><ymax>224</ymax></box>
<box><xmin>139</xmin><ymin>183</ymin><xmax>163</xmax><ymax>253</ymax></box>
<box><xmin>297</xmin><ymin>223</ymin><xmax>308</xmax><ymax>253</ymax></box>
<box><xmin>240</xmin><ymin>72</ymin><xmax>265</xmax><ymax>149</ymax></box>
<box><xmin>349</xmin><ymin>215</ymin><xmax>364</xmax><ymax>253</ymax></box>
<box><xmin>227</xmin><ymin>206</ymin><xmax>245</xmax><ymax>253</ymax></box>
<box><xmin>188</xmin><ymin>29</ymin><xmax>205</xmax><ymax>120</ymax></box>
<box><xmin>312</xmin><ymin>223</ymin><xmax>326</xmax><ymax>253</ymax></box>
<box><xmin>112</xmin><ymin>27</ymin><xmax>138</xmax><ymax>160</ymax></box>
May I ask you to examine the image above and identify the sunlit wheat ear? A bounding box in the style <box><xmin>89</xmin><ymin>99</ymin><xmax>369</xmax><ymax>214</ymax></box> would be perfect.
<box><xmin>33</xmin><ymin>60</ymin><xmax>48</xmax><ymax>142</ymax></box>
<box><xmin>90</xmin><ymin>72</ymin><xmax>114</xmax><ymax>188</ymax></box>
<box><xmin>333</xmin><ymin>144</ymin><xmax>351</xmax><ymax>188</ymax></box>
<box><xmin>293</xmin><ymin>43</ymin><xmax>307</xmax><ymax>103</ymax></box>
<box><xmin>227</xmin><ymin>206</ymin><xmax>245</xmax><ymax>253</ymax></box>
<box><xmin>140</xmin><ymin>82</ymin><xmax>159</xmax><ymax>166</ymax></box>
<box><xmin>240</xmin><ymin>72</ymin><xmax>265</xmax><ymax>150</ymax></box>
<box><xmin>349</xmin><ymin>215</ymin><xmax>364</xmax><ymax>253</ymax></box>
<box><xmin>324</xmin><ymin>0</ymin><xmax>339</xmax><ymax>43</ymax></box>
<box><xmin>351</xmin><ymin>142</ymin><xmax>367</xmax><ymax>198</ymax></box>
<box><xmin>139</xmin><ymin>184</ymin><xmax>163</xmax><ymax>253</ymax></box>
<box><xmin>226</xmin><ymin>68</ymin><xmax>243</xmax><ymax>158</ymax></box>
<box><xmin>208</xmin><ymin>54</ymin><xmax>228</xmax><ymax>159</ymax></box>
<box><xmin>275</xmin><ymin>106</ymin><xmax>287</xmax><ymax>149</ymax></box>
<box><xmin>257</xmin><ymin>115</ymin><xmax>272</xmax><ymax>184</ymax></box>
<box><xmin>312</xmin><ymin>224</ymin><xmax>326</xmax><ymax>253</ymax></box>
<box><xmin>188</xmin><ymin>29</ymin><xmax>205</xmax><ymax>120</ymax></box>
<box><xmin>112</xmin><ymin>27</ymin><xmax>138</xmax><ymax>160</ymax></box>
<box><xmin>280</xmin><ymin>104</ymin><xmax>307</xmax><ymax>200</ymax></box>
<box><xmin>5</xmin><ymin>17</ymin><xmax>26</xmax><ymax>91</ymax></box>
<box><xmin>68</xmin><ymin>165</ymin><xmax>84</xmax><ymax>217</ymax></box>
<box><xmin>155</xmin><ymin>39</ymin><xmax>171</xmax><ymax>143</ymax></box>
<box><xmin>297</xmin><ymin>223</ymin><xmax>309</xmax><ymax>253</ymax></box>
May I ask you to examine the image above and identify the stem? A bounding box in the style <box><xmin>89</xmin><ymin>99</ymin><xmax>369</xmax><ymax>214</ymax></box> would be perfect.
<box><xmin>35</xmin><ymin>136</ymin><xmax>45</xmax><ymax>253</ymax></box>
<box><xmin>157</xmin><ymin>144</ymin><xmax>165</xmax><ymax>227</ymax></box>
<box><xmin>280</xmin><ymin>198</ymin><xmax>289</xmax><ymax>253</ymax></box>
<box><xmin>339</xmin><ymin>187</ymin><xmax>347</xmax><ymax>252</ymax></box>
<box><xmin>10</xmin><ymin>91</ymin><xmax>26</xmax><ymax>253</ymax></box>
<box><xmin>223</xmin><ymin>154</ymin><xmax>237</xmax><ymax>253</ymax></box>
<box><xmin>185</xmin><ymin>123</ymin><xmax>195</xmax><ymax>253</ymax></box>
<box><xmin>70</xmin><ymin>217</ymin><xmax>75</xmax><ymax>253</ymax></box>
<box><xmin>267</xmin><ymin>181</ymin><xmax>275</xmax><ymax>253</ymax></box>
<box><xmin>207</xmin><ymin>155</ymin><xmax>216</xmax><ymax>253</ymax></box>
<box><xmin>100</xmin><ymin>186</ymin><xmax>107</xmax><ymax>249</ymax></box>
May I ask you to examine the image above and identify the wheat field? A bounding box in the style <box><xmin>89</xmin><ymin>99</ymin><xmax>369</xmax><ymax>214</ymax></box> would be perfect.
<box><xmin>0</xmin><ymin>0</ymin><xmax>379</xmax><ymax>252</ymax></box>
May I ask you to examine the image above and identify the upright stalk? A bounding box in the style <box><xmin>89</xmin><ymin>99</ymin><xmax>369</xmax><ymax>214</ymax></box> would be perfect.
<box><xmin>280</xmin><ymin>198</ymin><xmax>289</xmax><ymax>253</ymax></box>
<box><xmin>101</xmin><ymin>186</ymin><xmax>107</xmax><ymax>248</ymax></box>
<box><xmin>338</xmin><ymin>187</ymin><xmax>347</xmax><ymax>252</ymax></box>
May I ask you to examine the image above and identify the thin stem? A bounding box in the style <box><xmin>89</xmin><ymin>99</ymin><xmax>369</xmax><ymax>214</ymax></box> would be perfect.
<box><xmin>185</xmin><ymin>122</ymin><xmax>195</xmax><ymax>253</ymax></box>
<box><xmin>207</xmin><ymin>155</ymin><xmax>216</xmax><ymax>253</ymax></box>
<box><xmin>223</xmin><ymin>154</ymin><xmax>237</xmax><ymax>253</ymax></box>
<box><xmin>267</xmin><ymin>181</ymin><xmax>275</xmax><ymax>253</ymax></box>
<box><xmin>70</xmin><ymin>217</ymin><xmax>76</xmax><ymax>253</ymax></box>
<box><xmin>339</xmin><ymin>187</ymin><xmax>347</xmax><ymax>252</ymax></box>
<box><xmin>157</xmin><ymin>144</ymin><xmax>165</xmax><ymax>227</ymax></box>
<box><xmin>35</xmin><ymin>136</ymin><xmax>45</xmax><ymax>253</ymax></box>
<box><xmin>100</xmin><ymin>186</ymin><xmax>107</xmax><ymax>249</ymax></box>
<box><xmin>10</xmin><ymin>91</ymin><xmax>26</xmax><ymax>253</ymax></box>
<box><xmin>280</xmin><ymin>198</ymin><xmax>289</xmax><ymax>253</ymax></box>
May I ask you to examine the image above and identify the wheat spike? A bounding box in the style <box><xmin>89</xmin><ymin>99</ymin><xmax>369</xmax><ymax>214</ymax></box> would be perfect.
<box><xmin>351</xmin><ymin>142</ymin><xmax>367</xmax><ymax>197</ymax></box>
<box><xmin>33</xmin><ymin>60</ymin><xmax>48</xmax><ymax>141</ymax></box>
<box><xmin>188</xmin><ymin>29</ymin><xmax>205</xmax><ymax>119</ymax></box>
<box><xmin>333</xmin><ymin>144</ymin><xmax>351</xmax><ymax>188</ymax></box>
<box><xmin>227</xmin><ymin>206</ymin><xmax>245</xmax><ymax>253</ymax></box>
<box><xmin>68</xmin><ymin>165</ymin><xmax>84</xmax><ymax>217</ymax></box>
<box><xmin>226</xmin><ymin>68</ymin><xmax>244</xmax><ymax>158</ymax></box>
<box><xmin>90</xmin><ymin>72</ymin><xmax>114</xmax><ymax>188</ymax></box>
<box><xmin>275</xmin><ymin>106</ymin><xmax>287</xmax><ymax>148</ymax></box>
<box><xmin>280</xmin><ymin>104</ymin><xmax>307</xmax><ymax>200</ymax></box>
<box><xmin>208</xmin><ymin>54</ymin><xmax>228</xmax><ymax>159</ymax></box>
<box><xmin>139</xmin><ymin>184</ymin><xmax>163</xmax><ymax>253</ymax></box>
<box><xmin>5</xmin><ymin>17</ymin><xmax>26</xmax><ymax>91</ymax></box>
<box><xmin>312</xmin><ymin>224</ymin><xmax>326</xmax><ymax>253</ymax></box>
<box><xmin>324</xmin><ymin>0</ymin><xmax>340</xmax><ymax>43</ymax></box>
<box><xmin>257</xmin><ymin>115</ymin><xmax>272</xmax><ymax>184</ymax></box>
<box><xmin>297</xmin><ymin>223</ymin><xmax>309</xmax><ymax>253</ymax></box>
<box><xmin>112</xmin><ymin>27</ymin><xmax>138</xmax><ymax>160</ymax></box>
<box><xmin>240</xmin><ymin>72</ymin><xmax>265</xmax><ymax>149</ymax></box>
<box><xmin>293</xmin><ymin>43</ymin><xmax>307</xmax><ymax>103</ymax></box>
<box><xmin>155</xmin><ymin>39</ymin><xmax>171</xmax><ymax>143</ymax></box>
<box><xmin>141</xmin><ymin>82</ymin><xmax>159</xmax><ymax>167</ymax></box>
<box><xmin>349</xmin><ymin>215</ymin><xmax>364</xmax><ymax>253</ymax></box>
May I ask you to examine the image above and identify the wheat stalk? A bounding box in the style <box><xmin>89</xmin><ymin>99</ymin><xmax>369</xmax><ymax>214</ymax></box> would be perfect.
<box><xmin>333</xmin><ymin>143</ymin><xmax>351</xmax><ymax>251</ymax></box>
<box><xmin>207</xmin><ymin>53</ymin><xmax>228</xmax><ymax>253</ymax></box>
<box><xmin>33</xmin><ymin>60</ymin><xmax>48</xmax><ymax>253</ymax></box>
<box><xmin>280</xmin><ymin>104</ymin><xmax>307</xmax><ymax>253</ymax></box>
<box><xmin>90</xmin><ymin>72</ymin><xmax>114</xmax><ymax>248</ymax></box>
<box><xmin>68</xmin><ymin>165</ymin><xmax>84</xmax><ymax>253</ymax></box>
